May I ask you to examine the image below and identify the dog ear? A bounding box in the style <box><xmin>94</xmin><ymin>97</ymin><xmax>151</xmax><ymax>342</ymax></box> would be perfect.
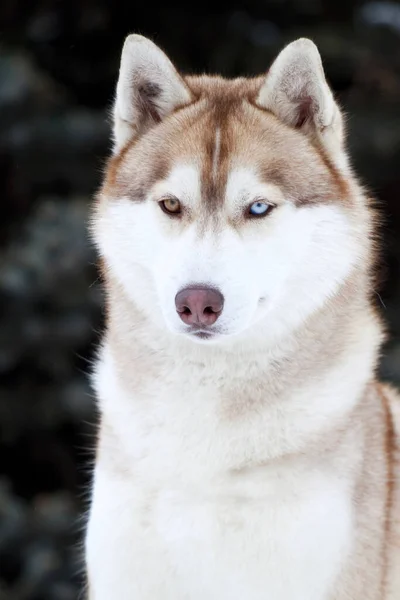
<box><xmin>257</xmin><ymin>38</ymin><xmax>345</xmax><ymax>159</ymax></box>
<box><xmin>113</xmin><ymin>34</ymin><xmax>192</xmax><ymax>153</ymax></box>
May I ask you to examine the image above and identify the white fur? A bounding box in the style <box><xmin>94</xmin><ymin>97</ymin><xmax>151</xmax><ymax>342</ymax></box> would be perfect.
<box><xmin>87</xmin><ymin>458</ymin><xmax>352</xmax><ymax>600</ymax></box>
<box><xmin>86</xmin><ymin>161</ymin><xmax>377</xmax><ymax>598</ymax></box>
<box><xmin>212</xmin><ymin>127</ymin><xmax>221</xmax><ymax>180</ymax></box>
<box><xmin>86</xmin><ymin>311</ymin><xmax>378</xmax><ymax>599</ymax></box>
<box><xmin>85</xmin><ymin>36</ymin><xmax>390</xmax><ymax>600</ymax></box>
<box><xmin>94</xmin><ymin>164</ymin><xmax>361</xmax><ymax>344</ymax></box>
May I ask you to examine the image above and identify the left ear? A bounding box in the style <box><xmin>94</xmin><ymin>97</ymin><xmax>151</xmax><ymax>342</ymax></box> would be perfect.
<box><xmin>112</xmin><ymin>34</ymin><xmax>193</xmax><ymax>153</ymax></box>
<box><xmin>257</xmin><ymin>38</ymin><xmax>345</xmax><ymax>159</ymax></box>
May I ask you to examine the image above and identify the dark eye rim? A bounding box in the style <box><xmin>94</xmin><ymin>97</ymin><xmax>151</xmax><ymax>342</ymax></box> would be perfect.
<box><xmin>159</xmin><ymin>196</ymin><xmax>182</xmax><ymax>216</ymax></box>
<box><xmin>246</xmin><ymin>200</ymin><xmax>275</xmax><ymax>219</ymax></box>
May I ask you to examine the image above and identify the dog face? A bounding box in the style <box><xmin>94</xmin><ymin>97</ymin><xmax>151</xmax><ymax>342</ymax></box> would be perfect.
<box><xmin>93</xmin><ymin>36</ymin><xmax>366</xmax><ymax>344</ymax></box>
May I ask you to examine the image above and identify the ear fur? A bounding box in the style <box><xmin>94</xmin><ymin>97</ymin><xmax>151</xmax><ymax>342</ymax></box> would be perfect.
<box><xmin>113</xmin><ymin>34</ymin><xmax>192</xmax><ymax>152</ymax></box>
<box><xmin>257</xmin><ymin>38</ymin><xmax>345</xmax><ymax>159</ymax></box>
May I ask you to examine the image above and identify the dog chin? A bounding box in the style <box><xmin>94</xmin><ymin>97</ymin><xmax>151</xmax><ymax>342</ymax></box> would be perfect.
<box><xmin>175</xmin><ymin>328</ymin><xmax>223</xmax><ymax>344</ymax></box>
<box><xmin>190</xmin><ymin>330</ymin><xmax>226</xmax><ymax>343</ymax></box>
<box><xmin>177</xmin><ymin>325</ymin><xmax>252</xmax><ymax>345</ymax></box>
<box><xmin>163</xmin><ymin>323</ymin><xmax>226</xmax><ymax>344</ymax></box>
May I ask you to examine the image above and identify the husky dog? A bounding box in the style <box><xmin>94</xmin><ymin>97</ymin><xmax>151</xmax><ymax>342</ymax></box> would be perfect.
<box><xmin>85</xmin><ymin>34</ymin><xmax>400</xmax><ymax>599</ymax></box>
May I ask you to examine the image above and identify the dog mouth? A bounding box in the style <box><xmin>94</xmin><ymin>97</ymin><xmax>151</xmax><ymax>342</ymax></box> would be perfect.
<box><xmin>191</xmin><ymin>330</ymin><xmax>215</xmax><ymax>340</ymax></box>
<box><xmin>183</xmin><ymin>326</ymin><xmax>222</xmax><ymax>341</ymax></box>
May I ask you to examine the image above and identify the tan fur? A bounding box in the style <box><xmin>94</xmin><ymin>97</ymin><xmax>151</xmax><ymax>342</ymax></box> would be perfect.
<box><xmin>101</xmin><ymin>75</ymin><xmax>349</xmax><ymax>210</ymax></box>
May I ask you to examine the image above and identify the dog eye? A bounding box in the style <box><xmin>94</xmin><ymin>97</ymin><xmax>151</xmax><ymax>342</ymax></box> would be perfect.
<box><xmin>248</xmin><ymin>201</ymin><xmax>273</xmax><ymax>217</ymax></box>
<box><xmin>159</xmin><ymin>197</ymin><xmax>182</xmax><ymax>216</ymax></box>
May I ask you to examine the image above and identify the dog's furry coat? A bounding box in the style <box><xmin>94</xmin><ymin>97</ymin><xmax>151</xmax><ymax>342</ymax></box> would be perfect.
<box><xmin>85</xmin><ymin>35</ymin><xmax>400</xmax><ymax>599</ymax></box>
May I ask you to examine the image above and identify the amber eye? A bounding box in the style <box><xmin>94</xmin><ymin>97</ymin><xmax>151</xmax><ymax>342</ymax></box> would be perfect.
<box><xmin>159</xmin><ymin>197</ymin><xmax>182</xmax><ymax>216</ymax></box>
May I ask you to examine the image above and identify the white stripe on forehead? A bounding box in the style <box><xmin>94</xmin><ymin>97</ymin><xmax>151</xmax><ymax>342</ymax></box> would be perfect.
<box><xmin>211</xmin><ymin>127</ymin><xmax>221</xmax><ymax>182</ymax></box>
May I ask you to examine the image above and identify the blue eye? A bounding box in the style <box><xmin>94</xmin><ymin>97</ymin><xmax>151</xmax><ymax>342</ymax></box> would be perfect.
<box><xmin>248</xmin><ymin>201</ymin><xmax>272</xmax><ymax>217</ymax></box>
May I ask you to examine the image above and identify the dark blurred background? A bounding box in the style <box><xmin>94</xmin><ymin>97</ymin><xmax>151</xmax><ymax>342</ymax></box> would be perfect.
<box><xmin>0</xmin><ymin>1</ymin><xmax>399</xmax><ymax>598</ymax></box>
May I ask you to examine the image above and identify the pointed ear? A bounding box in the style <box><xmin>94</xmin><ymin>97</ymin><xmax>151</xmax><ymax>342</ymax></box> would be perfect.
<box><xmin>257</xmin><ymin>39</ymin><xmax>344</xmax><ymax>157</ymax></box>
<box><xmin>113</xmin><ymin>34</ymin><xmax>193</xmax><ymax>153</ymax></box>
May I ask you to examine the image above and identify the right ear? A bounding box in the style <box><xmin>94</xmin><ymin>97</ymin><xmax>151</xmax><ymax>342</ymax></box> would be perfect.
<box><xmin>256</xmin><ymin>39</ymin><xmax>345</xmax><ymax>165</ymax></box>
<box><xmin>113</xmin><ymin>34</ymin><xmax>193</xmax><ymax>153</ymax></box>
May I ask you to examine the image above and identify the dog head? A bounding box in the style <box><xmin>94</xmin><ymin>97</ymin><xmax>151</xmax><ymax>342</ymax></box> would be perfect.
<box><xmin>93</xmin><ymin>35</ymin><xmax>369</xmax><ymax>345</ymax></box>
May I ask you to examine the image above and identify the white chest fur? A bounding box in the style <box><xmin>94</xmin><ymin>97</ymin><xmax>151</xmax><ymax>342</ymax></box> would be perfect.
<box><xmin>85</xmin><ymin>343</ymin><xmax>364</xmax><ymax>600</ymax></box>
<box><xmin>86</xmin><ymin>458</ymin><xmax>352</xmax><ymax>600</ymax></box>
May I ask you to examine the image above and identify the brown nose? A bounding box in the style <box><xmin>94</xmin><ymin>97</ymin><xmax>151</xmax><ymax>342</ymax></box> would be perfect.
<box><xmin>175</xmin><ymin>287</ymin><xmax>224</xmax><ymax>326</ymax></box>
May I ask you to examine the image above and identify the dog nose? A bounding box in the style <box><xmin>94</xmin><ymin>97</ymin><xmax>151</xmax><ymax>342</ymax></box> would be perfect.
<box><xmin>175</xmin><ymin>287</ymin><xmax>224</xmax><ymax>326</ymax></box>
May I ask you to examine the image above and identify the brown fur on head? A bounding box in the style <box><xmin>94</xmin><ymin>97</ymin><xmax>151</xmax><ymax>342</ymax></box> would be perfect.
<box><xmin>104</xmin><ymin>36</ymin><xmax>348</xmax><ymax>203</ymax></box>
